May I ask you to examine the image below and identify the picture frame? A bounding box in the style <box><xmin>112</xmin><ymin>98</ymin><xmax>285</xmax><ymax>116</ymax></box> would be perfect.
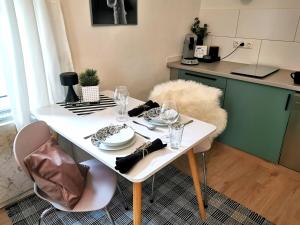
<box><xmin>90</xmin><ymin>0</ymin><xmax>138</xmax><ymax>26</ymax></box>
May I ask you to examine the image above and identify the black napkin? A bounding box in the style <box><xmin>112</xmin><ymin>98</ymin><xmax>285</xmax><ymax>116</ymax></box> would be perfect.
<box><xmin>115</xmin><ymin>138</ymin><xmax>167</xmax><ymax>174</ymax></box>
<box><xmin>128</xmin><ymin>100</ymin><xmax>160</xmax><ymax>117</ymax></box>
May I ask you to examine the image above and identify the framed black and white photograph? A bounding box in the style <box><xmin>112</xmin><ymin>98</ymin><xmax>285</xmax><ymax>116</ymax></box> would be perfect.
<box><xmin>90</xmin><ymin>0</ymin><xmax>137</xmax><ymax>25</ymax></box>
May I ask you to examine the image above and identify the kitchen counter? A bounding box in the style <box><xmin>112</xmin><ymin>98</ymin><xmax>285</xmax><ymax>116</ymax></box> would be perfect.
<box><xmin>168</xmin><ymin>60</ymin><xmax>298</xmax><ymax>163</ymax></box>
<box><xmin>167</xmin><ymin>61</ymin><xmax>300</xmax><ymax>92</ymax></box>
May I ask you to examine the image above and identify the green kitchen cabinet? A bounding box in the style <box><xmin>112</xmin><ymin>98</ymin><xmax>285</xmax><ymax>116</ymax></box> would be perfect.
<box><xmin>219</xmin><ymin>79</ymin><xmax>294</xmax><ymax>163</ymax></box>
<box><xmin>178</xmin><ymin>70</ymin><xmax>226</xmax><ymax>106</ymax></box>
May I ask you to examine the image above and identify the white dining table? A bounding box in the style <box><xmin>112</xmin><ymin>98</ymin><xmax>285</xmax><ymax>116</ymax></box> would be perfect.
<box><xmin>32</xmin><ymin>90</ymin><xmax>216</xmax><ymax>225</ymax></box>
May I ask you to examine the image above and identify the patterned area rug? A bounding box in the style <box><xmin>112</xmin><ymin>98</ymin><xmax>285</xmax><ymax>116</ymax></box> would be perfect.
<box><xmin>6</xmin><ymin>166</ymin><xmax>273</xmax><ymax>225</ymax></box>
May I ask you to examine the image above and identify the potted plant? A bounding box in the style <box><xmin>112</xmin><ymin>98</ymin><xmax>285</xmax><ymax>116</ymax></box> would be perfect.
<box><xmin>79</xmin><ymin>68</ymin><xmax>100</xmax><ymax>102</ymax></box>
<box><xmin>191</xmin><ymin>17</ymin><xmax>209</xmax><ymax>45</ymax></box>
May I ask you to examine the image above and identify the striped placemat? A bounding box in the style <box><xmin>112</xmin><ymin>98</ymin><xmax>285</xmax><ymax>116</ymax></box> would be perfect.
<box><xmin>57</xmin><ymin>95</ymin><xmax>116</xmax><ymax>116</ymax></box>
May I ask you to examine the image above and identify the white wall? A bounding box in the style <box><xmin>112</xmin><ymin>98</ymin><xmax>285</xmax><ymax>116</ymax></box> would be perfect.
<box><xmin>199</xmin><ymin>0</ymin><xmax>300</xmax><ymax>70</ymax></box>
<box><xmin>60</xmin><ymin>0</ymin><xmax>201</xmax><ymax>100</ymax></box>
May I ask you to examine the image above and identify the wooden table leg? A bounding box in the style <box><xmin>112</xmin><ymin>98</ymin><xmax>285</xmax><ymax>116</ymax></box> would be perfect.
<box><xmin>133</xmin><ymin>182</ymin><xmax>142</xmax><ymax>225</ymax></box>
<box><xmin>187</xmin><ymin>149</ymin><xmax>206</xmax><ymax>220</ymax></box>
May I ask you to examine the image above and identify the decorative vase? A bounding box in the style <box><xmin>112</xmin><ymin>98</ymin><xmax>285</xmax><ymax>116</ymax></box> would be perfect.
<box><xmin>81</xmin><ymin>86</ymin><xmax>100</xmax><ymax>102</ymax></box>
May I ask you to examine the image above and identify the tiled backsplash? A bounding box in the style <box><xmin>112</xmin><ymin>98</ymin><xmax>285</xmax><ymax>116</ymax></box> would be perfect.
<box><xmin>199</xmin><ymin>0</ymin><xmax>300</xmax><ymax>71</ymax></box>
<box><xmin>200</xmin><ymin>0</ymin><xmax>300</xmax><ymax>10</ymax></box>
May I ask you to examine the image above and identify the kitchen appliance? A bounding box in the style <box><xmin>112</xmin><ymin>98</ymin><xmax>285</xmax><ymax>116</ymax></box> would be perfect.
<box><xmin>291</xmin><ymin>71</ymin><xmax>300</xmax><ymax>84</ymax></box>
<box><xmin>231</xmin><ymin>65</ymin><xmax>279</xmax><ymax>78</ymax></box>
<box><xmin>279</xmin><ymin>93</ymin><xmax>300</xmax><ymax>172</ymax></box>
<box><xmin>208</xmin><ymin>46</ymin><xmax>219</xmax><ymax>59</ymax></box>
<box><xmin>198</xmin><ymin>46</ymin><xmax>220</xmax><ymax>63</ymax></box>
<box><xmin>181</xmin><ymin>34</ymin><xmax>199</xmax><ymax>65</ymax></box>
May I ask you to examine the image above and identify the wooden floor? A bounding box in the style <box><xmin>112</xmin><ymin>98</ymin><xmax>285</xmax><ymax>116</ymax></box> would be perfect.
<box><xmin>0</xmin><ymin>208</ymin><xmax>10</xmax><ymax>225</ymax></box>
<box><xmin>1</xmin><ymin>142</ymin><xmax>300</xmax><ymax>225</ymax></box>
<box><xmin>173</xmin><ymin>142</ymin><xmax>300</xmax><ymax>225</ymax></box>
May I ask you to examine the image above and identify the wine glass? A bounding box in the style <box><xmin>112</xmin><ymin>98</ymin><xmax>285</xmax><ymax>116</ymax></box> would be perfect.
<box><xmin>113</xmin><ymin>86</ymin><xmax>129</xmax><ymax>122</ymax></box>
<box><xmin>159</xmin><ymin>100</ymin><xmax>179</xmax><ymax>141</ymax></box>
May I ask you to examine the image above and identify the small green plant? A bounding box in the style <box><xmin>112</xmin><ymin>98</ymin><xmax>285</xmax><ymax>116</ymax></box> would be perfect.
<box><xmin>79</xmin><ymin>69</ymin><xmax>99</xmax><ymax>87</ymax></box>
<box><xmin>191</xmin><ymin>17</ymin><xmax>209</xmax><ymax>42</ymax></box>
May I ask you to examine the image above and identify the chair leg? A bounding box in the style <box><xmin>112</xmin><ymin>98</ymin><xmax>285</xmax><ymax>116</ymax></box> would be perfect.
<box><xmin>201</xmin><ymin>152</ymin><xmax>208</xmax><ymax>208</ymax></box>
<box><xmin>117</xmin><ymin>184</ymin><xmax>129</xmax><ymax>210</ymax></box>
<box><xmin>150</xmin><ymin>175</ymin><xmax>155</xmax><ymax>203</ymax></box>
<box><xmin>38</xmin><ymin>207</ymin><xmax>56</xmax><ymax>225</ymax></box>
<box><xmin>105</xmin><ymin>207</ymin><xmax>115</xmax><ymax>225</ymax></box>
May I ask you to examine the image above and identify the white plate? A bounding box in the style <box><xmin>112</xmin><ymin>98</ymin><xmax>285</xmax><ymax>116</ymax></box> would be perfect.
<box><xmin>99</xmin><ymin>137</ymin><xmax>136</xmax><ymax>151</ymax></box>
<box><xmin>143</xmin><ymin>107</ymin><xmax>168</xmax><ymax>125</ymax></box>
<box><xmin>96</xmin><ymin>125</ymin><xmax>135</xmax><ymax>147</ymax></box>
<box><xmin>143</xmin><ymin>107</ymin><xmax>180</xmax><ymax>126</ymax></box>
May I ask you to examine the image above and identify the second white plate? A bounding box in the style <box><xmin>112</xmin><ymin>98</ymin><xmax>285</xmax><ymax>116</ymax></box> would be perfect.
<box><xmin>99</xmin><ymin>137</ymin><xmax>136</xmax><ymax>151</ymax></box>
<box><xmin>96</xmin><ymin>125</ymin><xmax>135</xmax><ymax>147</ymax></box>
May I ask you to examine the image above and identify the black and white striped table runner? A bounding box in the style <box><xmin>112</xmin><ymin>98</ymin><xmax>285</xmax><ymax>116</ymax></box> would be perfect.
<box><xmin>57</xmin><ymin>95</ymin><xmax>117</xmax><ymax>116</ymax></box>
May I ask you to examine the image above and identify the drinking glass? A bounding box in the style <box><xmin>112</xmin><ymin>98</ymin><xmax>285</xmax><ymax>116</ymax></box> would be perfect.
<box><xmin>159</xmin><ymin>100</ymin><xmax>179</xmax><ymax>141</ymax></box>
<box><xmin>170</xmin><ymin>122</ymin><xmax>184</xmax><ymax>150</ymax></box>
<box><xmin>113</xmin><ymin>86</ymin><xmax>129</xmax><ymax>122</ymax></box>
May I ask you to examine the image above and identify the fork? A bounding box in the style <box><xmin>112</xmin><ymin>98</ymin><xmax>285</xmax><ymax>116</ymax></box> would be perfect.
<box><xmin>133</xmin><ymin>120</ymin><xmax>156</xmax><ymax>130</ymax></box>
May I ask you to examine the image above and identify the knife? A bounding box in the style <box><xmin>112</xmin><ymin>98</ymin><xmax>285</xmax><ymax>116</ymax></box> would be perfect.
<box><xmin>84</xmin><ymin>133</ymin><xmax>94</xmax><ymax>139</ymax></box>
<box><xmin>183</xmin><ymin>119</ymin><xmax>194</xmax><ymax>126</ymax></box>
<box><xmin>134</xmin><ymin>131</ymin><xmax>150</xmax><ymax>140</ymax></box>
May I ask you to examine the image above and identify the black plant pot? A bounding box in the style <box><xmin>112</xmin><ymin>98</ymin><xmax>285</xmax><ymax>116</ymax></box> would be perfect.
<box><xmin>196</xmin><ymin>37</ymin><xmax>204</xmax><ymax>45</ymax></box>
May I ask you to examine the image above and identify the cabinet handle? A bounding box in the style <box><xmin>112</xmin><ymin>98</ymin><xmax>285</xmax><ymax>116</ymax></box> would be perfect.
<box><xmin>185</xmin><ymin>72</ymin><xmax>217</xmax><ymax>81</ymax></box>
<box><xmin>285</xmin><ymin>94</ymin><xmax>291</xmax><ymax>111</ymax></box>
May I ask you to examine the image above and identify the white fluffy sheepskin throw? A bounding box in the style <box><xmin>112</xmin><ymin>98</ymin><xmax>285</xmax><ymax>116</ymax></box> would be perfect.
<box><xmin>149</xmin><ymin>80</ymin><xmax>227</xmax><ymax>144</ymax></box>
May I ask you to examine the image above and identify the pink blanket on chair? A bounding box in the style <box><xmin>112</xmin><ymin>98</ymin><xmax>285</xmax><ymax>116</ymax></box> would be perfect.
<box><xmin>24</xmin><ymin>137</ymin><xmax>89</xmax><ymax>209</ymax></box>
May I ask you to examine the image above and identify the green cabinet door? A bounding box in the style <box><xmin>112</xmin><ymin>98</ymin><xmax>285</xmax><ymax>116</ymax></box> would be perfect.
<box><xmin>219</xmin><ymin>79</ymin><xmax>293</xmax><ymax>163</ymax></box>
<box><xmin>178</xmin><ymin>70</ymin><xmax>226</xmax><ymax>106</ymax></box>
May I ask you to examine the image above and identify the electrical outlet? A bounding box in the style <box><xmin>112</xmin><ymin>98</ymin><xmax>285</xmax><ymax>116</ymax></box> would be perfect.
<box><xmin>233</xmin><ymin>40</ymin><xmax>253</xmax><ymax>49</ymax></box>
<box><xmin>244</xmin><ymin>41</ymin><xmax>253</xmax><ymax>49</ymax></box>
<box><xmin>233</xmin><ymin>40</ymin><xmax>241</xmax><ymax>48</ymax></box>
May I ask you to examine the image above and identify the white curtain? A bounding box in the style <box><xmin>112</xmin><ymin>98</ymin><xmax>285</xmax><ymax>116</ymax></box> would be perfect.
<box><xmin>0</xmin><ymin>0</ymin><xmax>73</xmax><ymax>130</ymax></box>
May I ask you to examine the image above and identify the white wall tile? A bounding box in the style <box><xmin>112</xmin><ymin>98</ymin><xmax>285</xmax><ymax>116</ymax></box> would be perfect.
<box><xmin>198</xmin><ymin>1</ymin><xmax>300</xmax><ymax>70</ymax></box>
<box><xmin>236</xmin><ymin>9</ymin><xmax>300</xmax><ymax>41</ymax></box>
<box><xmin>211</xmin><ymin>36</ymin><xmax>261</xmax><ymax>64</ymax></box>
<box><xmin>200</xmin><ymin>0</ymin><xmax>300</xmax><ymax>9</ymax></box>
<box><xmin>199</xmin><ymin>9</ymin><xmax>239</xmax><ymax>37</ymax></box>
<box><xmin>295</xmin><ymin>22</ymin><xmax>300</xmax><ymax>42</ymax></box>
<box><xmin>204</xmin><ymin>34</ymin><xmax>213</xmax><ymax>46</ymax></box>
<box><xmin>258</xmin><ymin>40</ymin><xmax>300</xmax><ymax>70</ymax></box>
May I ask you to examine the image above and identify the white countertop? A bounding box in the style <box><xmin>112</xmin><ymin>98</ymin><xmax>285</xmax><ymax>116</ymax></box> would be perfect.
<box><xmin>168</xmin><ymin>61</ymin><xmax>300</xmax><ymax>92</ymax></box>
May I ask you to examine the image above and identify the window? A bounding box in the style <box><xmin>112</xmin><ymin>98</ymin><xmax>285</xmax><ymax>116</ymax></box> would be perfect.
<box><xmin>0</xmin><ymin>73</ymin><xmax>12</xmax><ymax>124</ymax></box>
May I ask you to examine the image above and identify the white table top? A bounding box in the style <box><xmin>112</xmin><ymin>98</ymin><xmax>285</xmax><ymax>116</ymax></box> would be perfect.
<box><xmin>32</xmin><ymin>90</ymin><xmax>216</xmax><ymax>183</ymax></box>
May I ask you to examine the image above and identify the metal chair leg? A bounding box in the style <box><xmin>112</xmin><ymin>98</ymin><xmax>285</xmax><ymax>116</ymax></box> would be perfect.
<box><xmin>150</xmin><ymin>175</ymin><xmax>155</xmax><ymax>203</ymax></box>
<box><xmin>38</xmin><ymin>207</ymin><xmax>56</xmax><ymax>225</ymax></box>
<box><xmin>117</xmin><ymin>184</ymin><xmax>129</xmax><ymax>210</ymax></box>
<box><xmin>201</xmin><ymin>152</ymin><xmax>208</xmax><ymax>208</ymax></box>
<box><xmin>105</xmin><ymin>207</ymin><xmax>115</xmax><ymax>225</ymax></box>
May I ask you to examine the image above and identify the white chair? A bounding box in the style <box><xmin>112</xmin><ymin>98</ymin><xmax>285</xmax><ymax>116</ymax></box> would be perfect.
<box><xmin>149</xmin><ymin>79</ymin><xmax>227</xmax><ymax>207</ymax></box>
<box><xmin>13</xmin><ymin>121</ymin><xmax>128</xmax><ymax>225</ymax></box>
